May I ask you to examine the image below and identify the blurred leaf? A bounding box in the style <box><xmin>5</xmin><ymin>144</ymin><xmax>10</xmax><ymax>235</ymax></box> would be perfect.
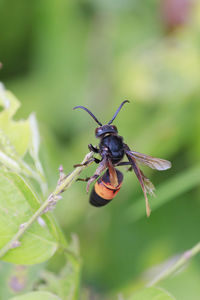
<box><xmin>29</xmin><ymin>113</ymin><xmax>40</xmax><ymax>164</ymax></box>
<box><xmin>126</xmin><ymin>164</ymin><xmax>200</xmax><ymax>222</ymax></box>
<box><xmin>0</xmin><ymin>150</ymin><xmax>21</xmax><ymax>172</ymax></box>
<box><xmin>39</xmin><ymin>235</ymin><xmax>81</xmax><ymax>300</ymax></box>
<box><xmin>0</xmin><ymin>170</ymin><xmax>58</xmax><ymax>264</ymax></box>
<box><xmin>0</xmin><ymin>84</ymin><xmax>46</xmax><ymax>193</ymax></box>
<box><xmin>0</xmin><ymin>84</ymin><xmax>31</xmax><ymax>157</ymax></box>
<box><xmin>160</xmin><ymin>259</ymin><xmax>200</xmax><ymax>300</ymax></box>
<box><xmin>9</xmin><ymin>291</ymin><xmax>61</xmax><ymax>300</ymax></box>
<box><xmin>128</xmin><ymin>287</ymin><xmax>175</xmax><ymax>300</ymax></box>
<box><xmin>0</xmin><ymin>262</ymin><xmax>45</xmax><ymax>299</ymax></box>
<box><xmin>28</xmin><ymin>112</ymin><xmax>48</xmax><ymax>195</ymax></box>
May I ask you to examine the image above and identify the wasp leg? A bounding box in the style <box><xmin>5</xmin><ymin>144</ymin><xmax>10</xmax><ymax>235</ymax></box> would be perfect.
<box><xmin>73</xmin><ymin>157</ymin><xmax>100</xmax><ymax>168</ymax></box>
<box><xmin>76</xmin><ymin>177</ymin><xmax>90</xmax><ymax>182</ymax></box>
<box><xmin>86</xmin><ymin>158</ymin><xmax>107</xmax><ymax>193</ymax></box>
<box><xmin>116</xmin><ymin>161</ymin><xmax>132</xmax><ymax>171</ymax></box>
<box><xmin>117</xmin><ymin>162</ymin><xmax>131</xmax><ymax>166</ymax></box>
<box><xmin>88</xmin><ymin>144</ymin><xmax>99</xmax><ymax>153</ymax></box>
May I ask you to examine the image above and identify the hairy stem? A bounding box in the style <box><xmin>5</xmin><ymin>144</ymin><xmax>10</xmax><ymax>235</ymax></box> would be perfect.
<box><xmin>0</xmin><ymin>152</ymin><xmax>94</xmax><ymax>259</ymax></box>
<box><xmin>147</xmin><ymin>242</ymin><xmax>200</xmax><ymax>286</ymax></box>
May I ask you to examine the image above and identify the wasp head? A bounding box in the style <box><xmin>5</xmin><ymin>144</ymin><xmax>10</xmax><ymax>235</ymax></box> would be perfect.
<box><xmin>95</xmin><ymin>125</ymin><xmax>118</xmax><ymax>138</ymax></box>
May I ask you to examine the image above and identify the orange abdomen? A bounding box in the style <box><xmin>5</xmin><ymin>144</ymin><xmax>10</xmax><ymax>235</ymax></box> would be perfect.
<box><xmin>89</xmin><ymin>169</ymin><xmax>123</xmax><ymax>207</ymax></box>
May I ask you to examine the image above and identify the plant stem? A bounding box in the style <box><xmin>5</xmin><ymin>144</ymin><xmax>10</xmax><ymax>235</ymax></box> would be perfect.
<box><xmin>147</xmin><ymin>242</ymin><xmax>200</xmax><ymax>286</ymax></box>
<box><xmin>0</xmin><ymin>151</ymin><xmax>94</xmax><ymax>259</ymax></box>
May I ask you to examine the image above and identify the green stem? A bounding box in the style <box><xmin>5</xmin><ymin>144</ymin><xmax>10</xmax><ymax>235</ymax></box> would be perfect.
<box><xmin>0</xmin><ymin>151</ymin><xmax>94</xmax><ymax>259</ymax></box>
<box><xmin>147</xmin><ymin>242</ymin><xmax>200</xmax><ymax>286</ymax></box>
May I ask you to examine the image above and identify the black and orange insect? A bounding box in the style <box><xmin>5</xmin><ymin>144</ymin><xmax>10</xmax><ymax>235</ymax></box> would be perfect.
<box><xmin>73</xmin><ymin>101</ymin><xmax>171</xmax><ymax>217</ymax></box>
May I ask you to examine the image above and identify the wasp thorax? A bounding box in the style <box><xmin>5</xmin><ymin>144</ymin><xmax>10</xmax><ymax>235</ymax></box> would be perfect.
<box><xmin>95</xmin><ymin>125</ymin><xmax>118</xmax><ymax>138</ymax></box>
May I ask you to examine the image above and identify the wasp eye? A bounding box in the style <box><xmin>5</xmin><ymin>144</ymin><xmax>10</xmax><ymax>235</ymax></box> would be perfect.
<box><xmin>111</xmin><ymin>125</ymin><xmax>117</xmax><ymax>132</ymax></box>
<box><xmin>95</xmin><ymin>127</ymin><xmax>103</xmax><ymax>137</ymax></box>
<box><xmin>95</xmin><ymin>128</ymin><xmax>100</xmax><ymax>134</ymax></box>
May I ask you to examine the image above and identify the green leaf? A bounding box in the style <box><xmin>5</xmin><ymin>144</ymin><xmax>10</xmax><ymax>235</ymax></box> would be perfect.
<box><xmin>128</xmin><ymin>287</ymin><xmax>175</xmax><ymax>300</ymax></box>
<box><xmin>0</xmin><ymin>170</ymin><xmax>58</xmax><ymax>264</ymax></box>
<box><xmin>9</xmin><ymin>291</ymin><xmax>61</xmax><ymax>300</ymax></box>
<box><xmin>0</xmin><ymin>85</ymin><xmax>31</xmax><ymax>157</ymax></box>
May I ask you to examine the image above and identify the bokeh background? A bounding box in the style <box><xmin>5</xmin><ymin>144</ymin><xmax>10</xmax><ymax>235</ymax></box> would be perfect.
<box><xmin>0</xmin><ymin>0</ymin><xmax>200</xmax><ymax>299</ymax></box>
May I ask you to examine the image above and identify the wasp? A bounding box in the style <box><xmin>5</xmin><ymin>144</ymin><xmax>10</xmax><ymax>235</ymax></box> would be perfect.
<box><xmin>73</xmin><ymin>101</ymin><xmax>171</xmax><ymax>217</ymax></box>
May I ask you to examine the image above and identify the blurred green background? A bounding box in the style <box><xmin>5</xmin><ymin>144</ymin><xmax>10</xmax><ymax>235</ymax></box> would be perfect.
<box><xmin>0</xmin><ymin>0</ymin><xmax>200</xmax><ymax>299</ymax></box>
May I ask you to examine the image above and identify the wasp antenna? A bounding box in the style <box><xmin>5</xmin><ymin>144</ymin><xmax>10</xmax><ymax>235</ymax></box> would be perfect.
<box><xmin>107</xmin><ymin>100</ymin><xmax>130</xmax><ymax>125</ymax></box>
<box><xmin>73</xmin><ymin>105</ymin><xmax>102</xmax><ymax>126</ymax></box>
